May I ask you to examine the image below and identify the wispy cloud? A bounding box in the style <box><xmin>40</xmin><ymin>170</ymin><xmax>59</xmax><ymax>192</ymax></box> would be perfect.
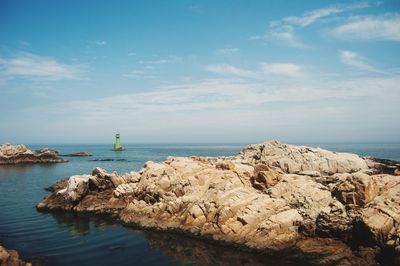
<box><xmin>252</xmin><ymin>2</ymin><xmax>371</xmax><ymax>47</ymax></box>
<box><xmin>339</xmin><ymin>50</ymin><xmax>379</xmax><ymax>72</ymax></box>
<box><xmin>205</xmin><ymin>64</ymin><xmax>254</xmax><ymax>77</ymax></box>
<box><xmin>268</xmin><ymin>26</ymin><xmax>307</xmax><ymax>48</ymax></box>
<box><xmin>275</xmin><ymin>2</ymin><xmax>370</xmax><ymax>28</ymax></box>
<box><xmin>95</xmin><ymin>41</ymin><xmax>108</xmax><ymax>46</ymax></box>
<box><xmin>0</xmin><ymin>53</ymin><xmax>87</xmax><ymax>80</ymax></box>
<box><xmin>123</xmin><ymin>69</ymin><xmax>156</xmax><ymax>79</ymax></box>
<box><xmin>29</xmin><ymin>76</ymin><xmax>400</xmax><ymax>119</ymax></box>
<box><xmin>260</xmin><ymin>63</ymin><xmax>306</xmax><ymax>78</ymax></box>
<box><xmin>332</xmin><ymin>13</ymin><xmax>400</xmax><ymax>41</ymax></box>
<box><xmin>128</xmin><ymin>52</ymin><xmax>137</xmax><ymax>56</ymax></box>
<box><xmin>215</xmin><ymin>47</ymin><xmax>239</xmax><ymax>55</ymax></box>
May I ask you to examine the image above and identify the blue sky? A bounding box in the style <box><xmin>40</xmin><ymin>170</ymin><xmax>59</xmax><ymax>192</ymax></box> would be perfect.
<box><xmin>0</xmin><ymin>0</ymin><xmax>399</xmax><ymax>144</ymax></box>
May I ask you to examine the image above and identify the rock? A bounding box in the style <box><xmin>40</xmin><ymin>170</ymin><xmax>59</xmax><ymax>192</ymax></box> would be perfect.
<box><xmin>250</xmin><ymin>164</ymin><xmax>283</xmax><ymax>190</ymax></box>
<box><xmin>0</xmin><ymin>244</ymin><xmax>31</xmax><ymax>266</ymax></box>
<box><xmin>57</xmin><ymin>175</ymin><xmax>92</xmax><ymax>203</ymax></box>
<box><xmin>215</xmin><ymin>160</ymin><xmax>235</xmax><ymax>171</ymax></box>
<box><xmin>61</xmin><ymin>152</ymin><xmax>92</xmax><ymax>157</ymax></box>
<box><xmin>396</xmin><ymin>245</ymin><xmax>400</xmax><ymax>254</ymax></box>
<box><xmin>0</xmin><ymin>143</ymin><xmax>66</xmax><ymax>165</ymax></box>
<box><xmin>239</xmin><ymin>140</ymin><xmax>369</xmax><ymax>175</ymax></box>
<box><xmin>332</xmin><ymin>173</ymin><xmax>379</xmax><ymax>206</ymax></box>
<box><xmin>37</xmin><ymin>140</ymin><xmax>400</xmax><ymax>264</ymax></box>
<box><xmin>359</xmin><ymin>174</ymin><xmax>400</xmax><ymax>247</ymax></box>
<box><xmin>294</xmin><ymin>238</ymin><xmax>379</xmax><ymax>266</ymax></box>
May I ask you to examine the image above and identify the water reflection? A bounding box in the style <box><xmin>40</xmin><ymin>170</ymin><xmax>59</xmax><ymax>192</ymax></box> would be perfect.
<box><xmin>0</xmin><ymin>164</ymin><xmax>35</xmax><ymax>175</ymax></box>
<box><xmin>44</xmin><ymin>212</ymin><xmax>113</xmax><ymax>237</ymax></box>
<box><xmin>45</xmin><ymin>212</ymin><xmax>318</xmax><ymax>266</ymax></box>
<box><xmin>143</xmin><ymin>231</ymin><xmax>317</xmax><ymax>266</ymax></box>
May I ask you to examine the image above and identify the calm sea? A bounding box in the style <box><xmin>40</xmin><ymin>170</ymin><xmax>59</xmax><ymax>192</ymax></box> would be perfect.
<box><xmin>0</xmin><ymin>143</ymin><xmax>399</xmax><ymax>266</ymax></box>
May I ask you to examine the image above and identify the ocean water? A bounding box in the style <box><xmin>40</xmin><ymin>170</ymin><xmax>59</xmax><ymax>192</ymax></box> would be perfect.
<box><xmin>0</xmin><ymin>143</ymin><xmax>399</xmax><ymax>266</ymax></box>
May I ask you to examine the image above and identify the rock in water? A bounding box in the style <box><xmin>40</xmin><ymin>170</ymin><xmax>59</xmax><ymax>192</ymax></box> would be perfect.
<box><xmin>60</xmin><ymin>152</ymin><xmax>92</xmax><ymax>157</ymax></box>
<box><xmin>0</xmin><ymin>143</ymin><xmax>67</xmax><ymax>165</ymax></box>
<box><xmin>0</xmin><ymin>244</ymin><xmax>31</xmax><ymax>266</ymax></box>
<box><xmin>37</xmin><ymin>140</ymin><xmax>400</xmax><ymax>265</ymax></box>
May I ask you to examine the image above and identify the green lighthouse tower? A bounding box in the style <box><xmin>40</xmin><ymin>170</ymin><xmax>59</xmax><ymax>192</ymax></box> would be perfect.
<box><xmin>113</xmin><ymin>133</ymin><xmax>123</xmax><ymax>151</ymax></box>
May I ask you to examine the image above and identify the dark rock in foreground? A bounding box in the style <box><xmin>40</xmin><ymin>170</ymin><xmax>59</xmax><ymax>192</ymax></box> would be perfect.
<box><xmin>37</xmin><ymin>140</ymin><xmax>400</xmax><ymax>265</ymax></box>
<box><xmin>0</xmin><ymin>144</ymin><xmax>67</xmax><ymax>165</ymax></box>
<box><xmin>0</xmin><ymin>244</ymin><xmax>31</xmax><ymax>266</ymax></box>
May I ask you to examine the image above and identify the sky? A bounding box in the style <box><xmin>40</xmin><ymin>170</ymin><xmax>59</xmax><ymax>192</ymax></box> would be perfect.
<box><xmin>0</xmin><ymin>0</ymin><xmax>399</xmax><ymax>144</ymax></box>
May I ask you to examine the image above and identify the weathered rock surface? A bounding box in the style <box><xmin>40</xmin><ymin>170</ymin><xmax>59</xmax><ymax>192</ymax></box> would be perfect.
<box><xmin>0</xmin><ymin>143</ymin><xmax>66</xmax><ymax>165</ymax></box>
<box><xmin>37</xmin><ymin>140</ymin><xmax>400</xmax><ymax>265</ymax></box>
<box><xmin>0</xmin><ymin>244</ymin><xmax>31</xmax><ymax>266</ymax></box>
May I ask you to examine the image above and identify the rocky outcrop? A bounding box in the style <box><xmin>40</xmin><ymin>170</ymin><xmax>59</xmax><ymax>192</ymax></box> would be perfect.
<box><xmin>0</xmin><ymin>144</ymin><xmax>66</xmax><ymax>165</ymax></box>
<box><xmin>37</xmin><ymin>140</ymin><xmax>400</xmax><ymax>265</ymax></box>
<box><xmin>0</xmin><ymin>244</ymin><xmax>31</xmax><ymax>266</ymax></box>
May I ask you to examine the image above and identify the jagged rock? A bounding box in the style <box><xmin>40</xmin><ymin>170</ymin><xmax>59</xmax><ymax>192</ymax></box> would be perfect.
<box><xmin>332</xmin><ymin>173</ymin><xmax>379</xmax><ymax>206</ymax></box>
<box><xmin>239</xmin><ymin>140</ymin><xmax>369</xmax><ymax>175</ymax></box>
<box><xmin>57</xmin><ymin>175</ymin><xmax>92</xmax><ymax>203</ymax></box>
<box><xmin>359</xmin><ymin>174</ymin><xmax>400</xmax><ymax>247</ymax></box>
<box><xmin>0</xmin><ymin>143</ymin><xmax>66</xmax><ymax>165</ymax></box>
<box><xmin>0</xmin><ymin>244</ymin><xmax>31</xmax><ymax>266</ymax></box>
<box><xmin>250</xmin><ymin>164</ymin><xmax>283</xmax><ymax>191</ymax></box>
<box><xmin>37</xmin><ymin>140</ymin><xmax>400</xmax><ymax>264</ymax></box>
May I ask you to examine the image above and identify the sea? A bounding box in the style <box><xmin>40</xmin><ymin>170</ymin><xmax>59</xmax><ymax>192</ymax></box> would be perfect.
<box><xmin>0</xmin><ymin>143</ymin><xmax>399</xmax><ymax>266</ymax></box>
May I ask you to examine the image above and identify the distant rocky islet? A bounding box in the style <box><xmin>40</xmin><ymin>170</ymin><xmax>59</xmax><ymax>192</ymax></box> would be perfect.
<box><xmin>0</xmin><ymin>143</ymin><xmax>66</xmax><ymax>165</ymax></box>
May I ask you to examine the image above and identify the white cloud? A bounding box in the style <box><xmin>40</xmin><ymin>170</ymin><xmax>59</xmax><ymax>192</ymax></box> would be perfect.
<box><xmin>128</xmin><ymin>52</ymin><xmax>137</xmax><ymax>56</ymax></box>
<box><xmin>95</xmin><ymin>41</ymin><xmax>107</xmax><ymax>46</ymax></box>
<box><xmin>0</xmin><ymin>53</ymin><xmax>87</xmax><ymax>80</ymax></box>
<box><xmin>138</xmin><ymin>56</ymin><xmax>180</xmax><ymax>65</ymax></box>
<box><xmin>215</xmin><ymin>47</ymin><xmax>239</xmax><ymax>55</ymax></box>
<box><xmin>260</xmin><ymin>63</ymin><xmax>305</xmax><ymax>78</ymax></box>
<box><xmin>30</xmin><ymin>76</ymin><xmax>400</xmax><ymax>119</ymax></box>
<box><xmin>123</xmin><ymin>69</ymin><xmax>156</xmax><ymax>79</ymax></box>
<box><xmin>18</xmin><ymin>75</ymin><xmax>400</xmax><ymax>143</ymax></box>
<box><xmin>339</xmin><ymin>50</ymin><xmax>379</xmax><ymax>72</ymax></box>
<box><xmin>254</xmin><ymin>2</ymin><xmax>371</xmax><ymax>47</ymax></box>
<box><xmin>332</xmin><ymin>13</ymin><xmax>400</xmax><ymax>41</ymax></box>
<box><xmin>269</xmin><ymin>26</ymin><xmax>307</xmax><ymax>48</ymax></box>
<box><xmin>205</xmin><ymin>64</ymin><xmax>254</xmax><ymax>77</ymax></box>
<box><xmin>278</xmin><ymin>2</ymin><xmax>370</xmax><ymax>28</ymax></box>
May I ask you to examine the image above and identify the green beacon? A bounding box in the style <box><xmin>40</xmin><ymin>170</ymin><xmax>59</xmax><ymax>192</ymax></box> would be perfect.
<box><xmin>113</xmin><ymin>133</ymin><xmax>123</xmax><ymax>151</ymax></box>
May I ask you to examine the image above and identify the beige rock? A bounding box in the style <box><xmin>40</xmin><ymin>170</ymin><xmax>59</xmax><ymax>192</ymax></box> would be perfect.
<box><xmin>239</xmin><ymin>140</ymin><xmax>368</xmax><ymax>175</ymax></box>
<box><xmin>0</xmin><ymin>244</ymin><xmax>31</xmax><ymax>266</ymax></box>
<box><xmin>57</xmin><ymin>175</ymin><xmax>92</xmax><ymax>202</ymax></box>
<box><xmin>332</xmin><ymin>173</ymin><xmax>379</xmax><ymax>206</ymax></box>
<box><xmin>0</xmin><ymin>143</ymin><xmax>66</xmax><ymax>165</ymax></box>
<box><xmin>37</xmin><ymin>140</ymin><xmax>400</xmax><ymax>264</ymax></box>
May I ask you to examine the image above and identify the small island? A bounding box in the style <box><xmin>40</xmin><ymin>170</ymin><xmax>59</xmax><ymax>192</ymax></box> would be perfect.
<box><xmin>37</xmin><ymin>140</ymin><xmax>400</xmax><ymax>265</ymax></box>
<box><xmin>0</xmin><ymin>143</ymin><xmax>67</xmax><ymax>165</ymax></box>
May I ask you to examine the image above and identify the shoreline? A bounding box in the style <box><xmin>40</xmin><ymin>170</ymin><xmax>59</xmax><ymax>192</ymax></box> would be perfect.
<box><xmin>36</xmin><ymin>140</ymin><xmax>400</xmax><ymax>265</ymax></box>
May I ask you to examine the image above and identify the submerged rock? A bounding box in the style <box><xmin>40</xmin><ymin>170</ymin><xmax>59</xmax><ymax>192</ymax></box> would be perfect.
<box><xmin>0</xmin><ymin>143</ymin><xmax>66</xmax><ymax>165</ymax></box>
<box><xmin>37</xmin><ymin>140</ymin><xmax>400</xmax><ymax>265</ymax></box>
<box><xmin>61</xmin><ymin>152</ymin><xmax>92</xmax><ymax>157</ymax></box>
<box><xmin>0</xmin><ymin>244</ymin><xmax>31</xmax><ymax>266</ymax></box>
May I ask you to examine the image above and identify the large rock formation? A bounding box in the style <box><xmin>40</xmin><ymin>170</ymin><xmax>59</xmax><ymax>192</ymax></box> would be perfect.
<box><xmin>0</xmin><ymin>244</ymin><xmax>31</xmax><ymax>266</ymax></box>
<box><xmin>0</xmin><ymin>143</ymin><xmax>66</xmax><ymax>165</ymax></box>
<box><xmin>37</xmin><ymin>140</ymin><xmax>400</xmax><ymax>265</ymax></box>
